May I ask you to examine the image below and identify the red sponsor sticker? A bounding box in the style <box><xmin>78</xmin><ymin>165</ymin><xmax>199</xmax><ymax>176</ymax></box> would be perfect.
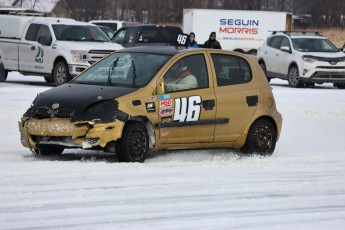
<box><xmin>160</xmin><ymin>99</ymin><xmax>172</xmax><ymax>108</ymax></box>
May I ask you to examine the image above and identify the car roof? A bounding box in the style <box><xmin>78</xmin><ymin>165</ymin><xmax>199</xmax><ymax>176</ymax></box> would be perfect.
<box><xmin>117</xmin><ymin>46</ymin><xmax>187</xmax><ymax>55</ymax></box>
<box><xmin>271</xmin><ymin>31</ymin><xmax>325</xmax><ymax>39</ymax></box>
<box><xmin>120</xmin><ymin>24</ymin><xmax>181</xmax><ymax>29</ymax></box>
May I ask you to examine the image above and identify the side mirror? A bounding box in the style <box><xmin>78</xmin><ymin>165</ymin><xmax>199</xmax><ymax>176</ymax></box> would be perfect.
<box><xmin>280</xmin><ymin>46</ymin><xmax>291</xmax><ymax>53</ymax></box>
<box><xmin>38</xmin><ymin>36</ymin><xmax>52</xmax><ymax>46</ymax></box>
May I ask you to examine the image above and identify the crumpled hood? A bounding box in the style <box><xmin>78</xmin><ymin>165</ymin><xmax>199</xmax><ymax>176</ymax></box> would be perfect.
<box><xmin>24</xmin><ymin>83</ymin><xmax>137</xmax><ymax>119</ymax></box>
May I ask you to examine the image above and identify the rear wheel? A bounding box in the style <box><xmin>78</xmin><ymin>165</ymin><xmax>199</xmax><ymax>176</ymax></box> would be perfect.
<box><xmin>34</xmin><ymin>145</ymin><xmax>64</xmax><ymax>155</ymax></box>
<box><xmin>334</xmin><ymin>83</ymin><xmax>345</xmax><ymax>89</ymax></box>
<box><xmin>116</xmin><ymin>122</ymin><xmax>149</xmax><ymax>163</ymax></box>
<box><xmin>53</xmin><ymin>61</ymin><xmax>71</xmax><ymax>85</ymax></box>
<box><xmin>241</xmin><ymin>119</ymin><xmax>276</xmax><ymax>156</ymax></box>
<box><xmin>288</xmin><ymin>66</ymin><xmax>302</xmax><ymax>88</ymax></box>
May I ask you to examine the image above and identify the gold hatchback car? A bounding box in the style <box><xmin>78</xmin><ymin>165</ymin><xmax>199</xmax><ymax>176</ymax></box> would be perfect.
<box><xmin>19</xmin><ymin>46</ymin><xmax>282</xmax><ymax>162</ymax></box>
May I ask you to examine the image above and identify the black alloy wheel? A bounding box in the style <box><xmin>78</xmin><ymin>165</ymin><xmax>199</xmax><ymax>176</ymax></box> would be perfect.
<box><xmin>116</xmin><ymin>122</ymin><xmax>149</xmax><ymax>163</ymax></box>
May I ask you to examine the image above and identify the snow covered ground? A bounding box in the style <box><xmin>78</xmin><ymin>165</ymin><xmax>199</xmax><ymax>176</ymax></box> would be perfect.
<box><xmin>1</xmin><ymin>72</ymin><xmax>345</xmax><ymax>229</ymax></box>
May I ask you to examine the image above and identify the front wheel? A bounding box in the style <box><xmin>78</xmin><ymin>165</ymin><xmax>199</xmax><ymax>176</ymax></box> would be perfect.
<box><xmin>34</xmin><ymin>145</ymin><xmax>64</xmax><ymax>155</ymax></box>
<box><xmin>288</xmin><ymin>66</ymin><xmax>302</xmax><ymax>88</ymax></box>
<box><xmin>53</xmin><ymin>61</ymin><xmax>71</xmax><ymax>85</ymax></box>
<box><xmin>241</xmin><ymin>119</ymin><xmax>277</xmax><ymax>156</ymax></box>
<box><xmin>116</xmin><ymin>122</ymin><xmax>149</xmax><ymax>163</ymax></box>
<box><xmin>44</xmin><ymin>76</ymin><xmax>54</xmax><ymax>83</ymax></box>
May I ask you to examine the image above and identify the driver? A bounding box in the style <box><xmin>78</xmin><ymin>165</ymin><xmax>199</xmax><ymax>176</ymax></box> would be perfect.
<box><xmin>165</xmin><ymin>61</ymin><xmax>198</xmax><ymax>91</ymax></box>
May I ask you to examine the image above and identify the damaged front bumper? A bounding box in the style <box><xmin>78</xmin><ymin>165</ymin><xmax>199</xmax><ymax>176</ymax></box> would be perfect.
<box><xmin>19</xmin><ymin>117</ymin><xmax>125</xmax><ymax>150</ymax></box>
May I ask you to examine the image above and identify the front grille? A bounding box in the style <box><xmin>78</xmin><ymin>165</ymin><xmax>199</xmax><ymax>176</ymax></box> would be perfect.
<box><xmin>35</xmin><ymin>106</ymin><xmax>75</xmax><ymax>119</ymax></box>
<box><xmin>87</xmin><ymin>49</ymin><xmax>115</xmax><ymax>64</ymax></box>
<box><xmin>316</xmin><ymin>66</ymin><xmax>345</xmax><ymax>69</ymax></box>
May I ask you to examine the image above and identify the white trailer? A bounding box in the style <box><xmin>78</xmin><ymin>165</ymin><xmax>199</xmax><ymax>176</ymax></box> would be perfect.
<box><xmin>183</xmin><ymin>9</ymin><xmax>292</xmax><ymax>54</ymax></box>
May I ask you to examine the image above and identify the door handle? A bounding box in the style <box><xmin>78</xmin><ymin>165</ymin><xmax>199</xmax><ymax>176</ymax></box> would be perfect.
<box><xmin>31</xmin><ymin>46</ymin><xmax>35</xmax><ymax>50</ymax></box>
<box><xmin>202</xmin><ymin>100</ymin><xmax>215</xmax><ymax>110</ymax></box>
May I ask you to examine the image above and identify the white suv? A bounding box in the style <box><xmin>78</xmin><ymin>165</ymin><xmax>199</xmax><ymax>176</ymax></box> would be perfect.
<box><xmin>257</xmin><ymin>32</ymin><xmax>345</xmax><ymax>88</ymax></box>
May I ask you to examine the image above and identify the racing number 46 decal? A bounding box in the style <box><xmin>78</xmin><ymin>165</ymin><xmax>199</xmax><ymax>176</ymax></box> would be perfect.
<box><xmin>174</xmin><ymin>96</ymin><xmax>201</xmax><ymax>122</ymax></box>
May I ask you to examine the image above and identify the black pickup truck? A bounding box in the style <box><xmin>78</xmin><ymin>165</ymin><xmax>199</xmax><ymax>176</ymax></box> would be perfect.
<box><xmin>111</xmin><ymin>24</ymin><xmax>183</xmax><ymax>47</ymax></box>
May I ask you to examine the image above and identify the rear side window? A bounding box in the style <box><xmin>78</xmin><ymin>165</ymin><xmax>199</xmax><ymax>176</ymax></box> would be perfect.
<box><xmin>270</xmin><ymin>36</ymin><xmax>284</xmax><ymax>49</ymax></box>
<box><xmin>212</xmin><ymin>54</ymin><xmax>252</xmax><ymax>86</ymax></box>
<box><xmin>25</xmin><ymin>23</ymin><xmax>40</xmax><ymax>41</ymax></box>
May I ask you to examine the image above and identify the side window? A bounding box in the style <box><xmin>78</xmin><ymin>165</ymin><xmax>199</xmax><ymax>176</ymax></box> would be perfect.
<box><xmin>212</xmin><ymin>54</ymin><xmax>252</xmax><ymax>86</ymax></box>
<box><xmin>280</xmin><ymin>37</ymin><xmax>290</xmax><ymax>49</ymax></box>
<box><xmin>270</xmin><ymin>36</ymin><xmax>283</xmax><ymax>49</ymax></box>
<box><xmin>139</xmin><ymin>28</ymin><xmax>156</xmax><ymax>43</ymax></box>
<box><xmin>36</xmin><ymin>25</ymin><xmax>52</xmax><ymax>46</ymax></box>
<box><xmin>112</xmin><ymin>29</ymin><xmax>126</xmax><ymax>43</ymax></box>
<box><xmin>267</xmin><ymin>37</ymin><xmax>273</xmax><ymax>46</ymax></box>
<box><xmin>164</xmin><ymin>54</ymin><xmax>208</xmax><ymax>93</ymax></box>
<box><xmin>25</xmin><ymin>24</ymin><xmax>40</xmax><ymax>41</ymax></box>
<box><xmin>124</xmin><ymin>27</ymin><xmax>136</xmax><ymax>44</ymax></box>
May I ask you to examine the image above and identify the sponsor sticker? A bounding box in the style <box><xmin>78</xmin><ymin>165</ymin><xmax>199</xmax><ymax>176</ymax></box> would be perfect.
<box><xmin>160</xmin><ymin>99</ymin><xmax>172</xmax><ymax>108</ymax></box>
<box><xmin>158</xmin><ymin>94</ymin><xmax>170</xmax><ymax>100</ymax></box>
<box><xmin>145</xmin><ymin>102</ymin><xmax>156</xmax><ymax>113</ymax></box>
<box><xmin>149</xmin><ymin>96</ymin><xmax>156</xmax><ymax>101</ymax></box>
<box><xmin>161</xmin><ymin>116</ymin><xmax>173</xmax><ymax>124</ymax></box>
<box><xmin>160</xmin><ymin>108</ymin><xmax>173</xmax><ymax>117</ymax></box>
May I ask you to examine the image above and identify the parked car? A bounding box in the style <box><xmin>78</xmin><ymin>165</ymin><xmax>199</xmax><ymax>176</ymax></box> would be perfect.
<box><xmin>0</xmin><ymin>15</ymin><xmax>123</xmax><ymax>85</ymax></box>
<box><xmin>111</xmin><ymin>24</ymin><xmax>183</xmax><ymax>47</ymax></box>
<box><xmin>19</xmin><ymin>46</ymin><xmax>282</xmax><ymax>162</ymax></box>
<box><xmin>257</xmin><ymin>31</ymin><xmax>345</xmax><ymax>88</ymax></box>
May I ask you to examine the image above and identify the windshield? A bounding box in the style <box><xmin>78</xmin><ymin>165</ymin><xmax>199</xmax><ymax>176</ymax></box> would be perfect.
<box><xmin>72</xmin><ymin>52</ymin><xmax>171</xmax><ymax>88</ymax></box>
<box><xmin>53</xmin><ymin>24</ymin><xmax>110</xmax><ymax>42</ymax></box>
<box><xmin>292</xmin><ymin>38</ymin><xmax>339</xmax><ymax>52</ymax></box>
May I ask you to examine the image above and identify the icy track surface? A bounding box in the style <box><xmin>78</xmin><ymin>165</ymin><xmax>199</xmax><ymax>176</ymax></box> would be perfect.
<box><xmin>0</xmin><ymin>74</ymin><xmax>345</xmax><ymax>230</ymax></box>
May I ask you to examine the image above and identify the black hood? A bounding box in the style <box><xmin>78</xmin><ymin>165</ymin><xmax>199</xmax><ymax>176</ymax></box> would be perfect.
<box><xmin>24</xmin><ymin>83</ymin><xmax>137</xmax><ymax>121</ymax></box>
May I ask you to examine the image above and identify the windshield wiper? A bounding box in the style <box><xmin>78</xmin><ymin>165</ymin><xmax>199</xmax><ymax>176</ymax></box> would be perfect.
<box><xmin>108</xmin><ymin>57</ymin><xmax>119</xmax><ymax>85</ymax></box>
<box><xmin>131</xmin><ymin>60</ymin><xmax>137</xmax><ymax>87</ymax></box>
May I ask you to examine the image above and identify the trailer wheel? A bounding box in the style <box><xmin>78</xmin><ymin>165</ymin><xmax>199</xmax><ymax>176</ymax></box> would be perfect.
<box><xmin>0</xmin><ymin>64</ymin><xmax>7</xmax><ymax>82</ymax></box>
<box><xmin>53</xmin><ymin>61</ymin><xmax>71</xmax><ymax>85</ymax></box>
<box><xmin>334</xmin><ymin>83</ymin><xmax>345</xmax><ymax>89</ymax></box>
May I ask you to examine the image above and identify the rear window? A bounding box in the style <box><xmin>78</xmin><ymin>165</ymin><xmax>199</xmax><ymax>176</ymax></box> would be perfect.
<box><xmin>138</xmin><ymin>27</ymin><xmax>182</xmax><ymax>45</ymax></box>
